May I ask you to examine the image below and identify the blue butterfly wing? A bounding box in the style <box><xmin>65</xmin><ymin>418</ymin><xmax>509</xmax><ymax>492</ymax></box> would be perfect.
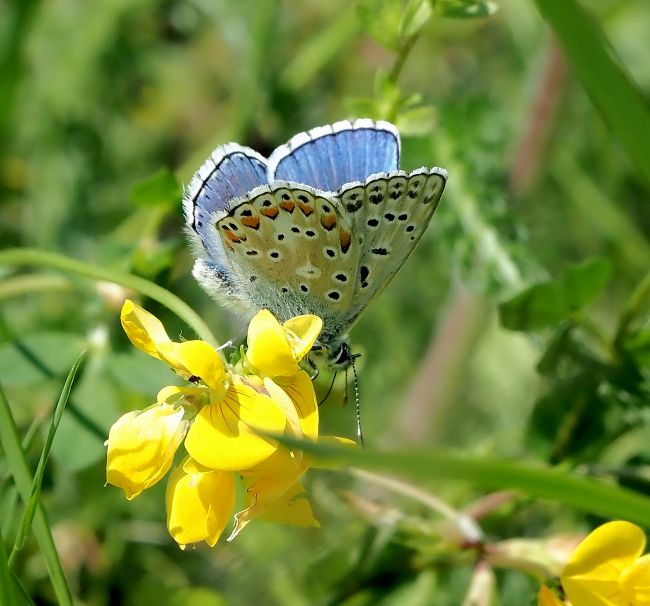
<box><xmin>268</xmin><ymin>119</ymin><xmax>400</xmax><ymax>192</ymax></box>
<box><xmin>183</xmin><ymin>144</ymin><xmax>269</xmax><ymax>311</ymax></box>
<box><xmin>184</xmin><ymin>144</ymin><xmax>268</xmax><ymax>257</ymax></box>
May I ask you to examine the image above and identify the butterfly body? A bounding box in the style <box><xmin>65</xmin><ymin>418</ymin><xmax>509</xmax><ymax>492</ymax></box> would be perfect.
<box><xmin>184</xmin><ymin>119</ymin><xmax>447</xmax><ymax>367</ymax></box>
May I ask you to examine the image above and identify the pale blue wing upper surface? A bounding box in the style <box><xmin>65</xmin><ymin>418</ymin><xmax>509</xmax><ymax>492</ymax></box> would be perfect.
<box><xmin>268</xmin><ymin>119</ymin><xmax>400</xmax><ymax>192</ymax></box>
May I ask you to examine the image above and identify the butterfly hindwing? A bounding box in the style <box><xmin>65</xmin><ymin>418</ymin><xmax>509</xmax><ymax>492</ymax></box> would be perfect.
<box><xmin>213</xmin><ymin>182</ymin><xmax>361</xmax><ymax>335</ymax></box>
<box><xmin>339</xmin><ymin>168</ymin><xmax>447</xmax><ymax>327</ymax></box>
<box><xmin>268</xmin><ymin>119</ymin><xmax>400</xmax><ymax>192</ymax></box>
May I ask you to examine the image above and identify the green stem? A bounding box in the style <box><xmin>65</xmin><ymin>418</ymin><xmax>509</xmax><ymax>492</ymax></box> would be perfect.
<box><xmin>278</xmin><ymin>437</ymin><xmax>650</xmax><ymax>527</ymax></box>
<box><xmin>388</xmin><ymin>32</ymin><xmax>420</xmax><ymax>85</ymax></box>
<box><xmin>0</xmin><ymin>274</ymin><xmax>71</xmax><ymax>300</ymax></box>
<box><xmin>0</xmin><ymin>248</ymin><xmax>218</xmax><ymax>346</ymax></box>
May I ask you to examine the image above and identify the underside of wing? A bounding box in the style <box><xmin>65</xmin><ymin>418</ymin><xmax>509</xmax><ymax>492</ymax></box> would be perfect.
<box><xmin>268</xmin><ymin>119</ymin><xmax>400</xmax><ymax>192</ymax></box>
<box><xmin>213</xmin><ymin>182</ymin><xmax>362</xmax><ymax>338</ymax></box>
<box><xmin>338</xmin><ymin>167</ymin><xmax>447</xmax><ymax>327</ymax></box>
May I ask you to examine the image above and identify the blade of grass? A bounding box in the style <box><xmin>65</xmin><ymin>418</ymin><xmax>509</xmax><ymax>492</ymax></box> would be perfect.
<box><xmin>0</xmin><ymin>528</ymin><xmax>16</xmax><ymax>606</ymax></box>
<box><xmin>11</xmin><ymin>572</ymin><xmax>37</xmax><ymax>606</ymax></box>
<box><xmin>9</xmin><ymin>352</ymin><xmax>84</xmax><ymax>567</ymax></box>
<box><xmin>0</xmin><ymin>383</ymin><xmax>73</xmax><ymax>606</ymax></box>
<box><xmin>281</xmin><ymin>438</ymin><xmax>650</xmax><ymax>526</ymax></box>
<box><xmin>533</xmin><ymin>0</ymin><xmax>650</xmax><ymax>189</ymax></box>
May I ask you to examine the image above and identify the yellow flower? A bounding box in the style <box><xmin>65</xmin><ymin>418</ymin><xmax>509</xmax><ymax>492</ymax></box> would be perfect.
<box><xmin>121</xmin><ymin>299</ymin><xmax>226</xmax><ymax>391</ymax></box>
<box><xmin>166</xmin><ymin>456</ymin><xmax>235</xmax><ymax>548</ymax></box>
<box><xmin>246</xmin><ymin>310</ymin><xmax>321</xmax><ymax>440</ymax></box>
<box><xmin>119</xmin><ymin>300</ymin><xmax>288</xmax><ymax>472</ymax></box>
<box><xmin>560</xmin><ymin>521</ymin><xmax>650</xmax><ymax>606</ymax></box>
<box><xmin>106</xmin><ymin>403</ymin><xmax>188</xmax><ymax>500</ymax></box>
<box><xmin>184</xmin><ymin>375</ymin><xmax>287</xmax><ymax>471</ymax></box>
<box><xmin>230</xmin><ymin>436</ymin><xmax>358</xmax><ymax>539</ymax></box>
<box><xmin>230</xmin><ymin>446</ymin><xmax>318</xmax><ymax>539</ymax></box>
<box><xmin>110</xmin><ymin>301</ymin><xmax>335</xmax><ymax>548</ymax></box>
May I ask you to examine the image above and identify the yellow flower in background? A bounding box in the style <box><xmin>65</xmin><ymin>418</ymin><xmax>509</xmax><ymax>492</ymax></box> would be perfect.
<box><xmin>538</xmin><ymin>521</ymin><xmax>650</xmax><ymax>606</ymax></box>
<box><xmin>560</xmin><ymin>520</ymin><xmax>650</xmax><ymax>606</ymax></box>
<box><xmin>108</xmin><ymin>300</ymin><xmax>333</xmax><ymax>549</ymax></box>
<box><xmin>106</xmin><ymin>403</ymin><xmax>188</xmax><ymax>500</ymax></box>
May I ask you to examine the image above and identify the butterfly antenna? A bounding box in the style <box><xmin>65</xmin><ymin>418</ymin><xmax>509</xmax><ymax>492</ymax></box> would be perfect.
<box><xmin>351</xmin><ymin>357</ymin><xmax>364</xmax><ymax>447</ymax></box>
<box><xmin>319</xmin><ymin>371</ymin><xmax>338</xmax><ymax>406</ymax></box>
<box><xmin>343</xmin><ymin>366</ymin><xmax>349</xmax><ymax>408</ymax></box>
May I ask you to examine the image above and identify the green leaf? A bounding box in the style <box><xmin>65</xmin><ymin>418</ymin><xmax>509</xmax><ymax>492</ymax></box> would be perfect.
<box><xmin>398</xmin><ymin>0</ymin><xmax>432</xmax><ymax>39</ymax></box>
<box><xmin>0</xmin><ymin>383</ymin><xmax>73</xmax><ymax>606</ymax></box>
<box><xmin>623</xmin><ymin>328</ymin><xmax>650</xmax><ymax>366</ymax></box>
<box><xmin>129</xmin><ymin>168</ymin><xmax>181</xmax><ymax>208</ymax></box>
<box><xmin>563</xmin><ymin>257</ymin><xmax>613</xmax><ymax>311</ymax></box>
<box><xmin>533</xmin><ymin>0</ymin><xmax>650</xmax><ymax>190</ymax></box>
<box><xmin>499</xmin><ymin>257</ymin><xmax>612</xmax><ymax>331</ymax></box>
<box><xmin>9</xmin><ymin>352</ymin><xmax>84</xmax><ymax>565</ymax></box>
<box><xmin>277</xmin><ymin>438</ymin><xmax>650</xmax><ymax>528</ymax></box>
<box><xmin>357</xmin><ymin>0</ymin><xmax>403</xmax><ymax>51</ymax></box>
<box><xmin>434</xmin><ymin>0</ymin><xmax>498</xmax><ymax>19</ymax></box>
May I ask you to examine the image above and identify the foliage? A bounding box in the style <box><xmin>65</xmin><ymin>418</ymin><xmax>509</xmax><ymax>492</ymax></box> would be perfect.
<box><xmin>0</xmin><ymin>0</ymin><xmax>649</xmax><ymax>604</ymax></box>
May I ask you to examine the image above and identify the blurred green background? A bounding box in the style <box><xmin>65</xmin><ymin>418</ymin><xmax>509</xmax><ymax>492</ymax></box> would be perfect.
<box><xmin>1</xmin><ymin>0</ymin><xmax>649</xmax><ymax>604</ymax></box>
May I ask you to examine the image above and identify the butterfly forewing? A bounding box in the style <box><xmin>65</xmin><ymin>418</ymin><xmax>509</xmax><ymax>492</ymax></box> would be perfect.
<box><xmin>214</xmin><ymin>183</ymin><xmax>361</xmax><ymax>335</ymax></box>
<box><xmin>338</xmin><ymin>168</ymin><xmax>446</xmax><ymax>327</ymax></box>
<box><xmin>184</xmin><ymin>144</ymin><xmax>268</xmax><ymax>269</ymax></box>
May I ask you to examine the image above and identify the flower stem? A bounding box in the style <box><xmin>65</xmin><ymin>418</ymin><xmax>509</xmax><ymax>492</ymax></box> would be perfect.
<box><xmin>0</xmin><ymin>248</ymin><xmax>219</xmax><ymax>346</ymax></box>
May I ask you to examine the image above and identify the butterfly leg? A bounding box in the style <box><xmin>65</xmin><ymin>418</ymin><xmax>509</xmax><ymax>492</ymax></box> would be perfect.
<box><xmin>306</xmin><ymin>357</ymin><xmax>320</xmax><ymax>381</ymax></box>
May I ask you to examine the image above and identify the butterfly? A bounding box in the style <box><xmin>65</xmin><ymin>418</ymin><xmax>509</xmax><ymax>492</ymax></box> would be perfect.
<box><xmin>183</xmin><ymin>118</ymin><xmax>447</xmax><ymax>370</ymax></box>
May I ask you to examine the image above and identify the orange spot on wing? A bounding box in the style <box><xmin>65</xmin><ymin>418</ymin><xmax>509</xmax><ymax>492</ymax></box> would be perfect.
<box><xmin>339</xmin><ymin>230</ymin><xmax>352</xmax><ymax>253</ymax></box>
<box><xmin>320</xmin><ymin>214</ymin><xmax>337</xmax><ymax>231</ymax></box>
<box><xmin>241</xmin><ymin>216</ymin><xmax>260</xmax><ymax>230</ymax></box>
<box><xmin>223</xmin><ymin>230</ymin><xmax>242</xmax><ymax>244</ymax></box>
<box><xmin>279</xmin><ymin>200</ymin><xmax>295</xmax><ymax>213</ymax></box>
<box><xmin>262</xmin><ymin>207</ymin><xmax>279</xmax><ymax>219</ymax></box>
<box><xmin>298</xmin><ymin>201</ymin><xmax>314</xmax><ymax>216</ymax></box>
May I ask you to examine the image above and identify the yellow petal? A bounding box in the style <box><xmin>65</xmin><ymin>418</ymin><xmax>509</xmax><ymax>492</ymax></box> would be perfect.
<box><xmin>246</xmin><ymin>309</ymin><xmax>298</xmax><ymax>377</ymax></box>
<box><xmin>157</xmin><ymin>340</ymin><xmax>226</xmax><ymax>390</ymax></box>
<box><xmin>620</xmin><ymin>553</ymin><xmax>650</xmax><ymax>605</ymax></box>
<box><xmin>106</xmin><ymin>403</ymin><xmax>187</xmax><ymax>500</ymax></box>
<box><xmin>562</xmin><ymin>521</ymin><xmax>646</xmax><ymax>606</ymax></box>
<box><xmin>538</xmin><ymin>586</ymin><xmax>565</xmax><ymax>606</ymax></box>
<box><xmin>184</xmin><ymin>378</ymin><xmax>286</xmax><ymax>471</ymax></box>
<box><xmin>156</xmin><ymin>384</ymin><xmax>208</xmax><ymax>406</ymax></box>
<box><xmin>120</xmin><ymin>299</ymin><xmax>171</xmax><ymax>359</ymax></box>
<box><xmin>282</xmin><ymin>315</ymin><xmax>322</xmax><ymax>361</ymax></box>
<box><xmin>229</xmin><ymin>447</ymin><xmax>305</xmax><ymax>539</ymax></box>
<box><xmin>257</xmin><ymin>481</ymin><xmax>320</xmax><ymax>528</ymax></box>
<box><xmin>271</xmin><ymin>371</ymin><xmax>319</xmax><ymax>440</ymax></box>
<box><xmin>263</xmin><ymin>378</ymin><xmax>303</xmax><ymax>439</ymax></box>
<box><xmin>165</xmin><ymin>457</ymin><xmax>235</xmax><ymax>548</ymax></box>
